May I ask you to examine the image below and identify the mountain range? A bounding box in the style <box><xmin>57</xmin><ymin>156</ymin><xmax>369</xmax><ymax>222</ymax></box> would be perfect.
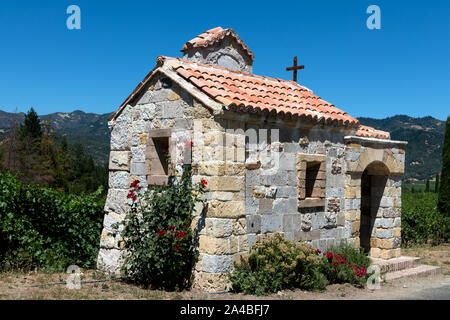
<box><xmin>0</xmin><ymin>110</ymin><xmax>446</xmax><ymax>181</ymax></box>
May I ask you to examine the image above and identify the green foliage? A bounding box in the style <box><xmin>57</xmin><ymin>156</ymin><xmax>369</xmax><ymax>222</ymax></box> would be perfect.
<box><xmin>435</xmin><ymin>173</ymin><xmax>440</xmax><ymax>193</ymax></box>
<box><xmin>358</xmin><ymin>115</ymin><xmax>444</xmax><ymax>181</ymax></box>
<box><xmin>116</xmin><ymin>164</ymin><xmax>206</xmax><ymax>291</ymax></box>
<box><xmin>438</xmin><ymin>116</ymin><xmax>450</xmax><ymax>217</ymax></box>
<box><xmin>0</xmin><ymin>172</ymin><xmax>105</xmax><ymax>271</ymax></box>
<box><xmin>425</xmin><ymin>179</ymin><xmax>430</xmax><ymax>192</ymax></box>
<box><xmin>318</xmin><ymin>241</ymin><xmax>372</xmax><ymax>286</ymax></box>
<box><xmin>229</xmin><ymin>234</ymin><xmax>327</xmax><ymax>296</ymax></box>
<box><xmin>20</xmin><ymin>108</ymin><xmax>42</xmax><ymax>141</ymax></box>
<box><xmin>0</xmin><ymin>108</ymin><xmax>108</xmax><ymax>194</ymax></box>
<box><xmin>402</xmin><ymin>192</ymin><xmax>449</xmax><ymax>245</ymax></box>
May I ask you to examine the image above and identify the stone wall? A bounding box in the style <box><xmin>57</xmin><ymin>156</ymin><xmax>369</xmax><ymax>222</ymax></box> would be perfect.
<box><xmin>243</xmin><ymin>124</ymin><xmax>350</xmax><ymax>254</ymax></box>
<box><xmin>190</xmin><ymin>107</ymin><xmax>248</xmax><ymax>291</ymax></box>
<box><xmin>343</xmin><ymin>136</ymin><xmax>406</xmax><ymax>259</ymax></box>
<box><xmin>183</xmin><ymin>36</ymin><xmax>253</xmax><ymax>73</ymax></box>
<box><xmin>97</xmin><ymin>73</ymin><xmax>195</xmax><ymax>272</ymax></box>
<box><xmin>98</xmin><ymin>77</ymin><xmax>406</xmax><ymax>289</ymax></box>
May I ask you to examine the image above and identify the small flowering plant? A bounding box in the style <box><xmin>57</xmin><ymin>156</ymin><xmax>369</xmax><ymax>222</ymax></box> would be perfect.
<box><xmin>317</xmin><ymin>242</ymin><xmax>372</xmax><ymax>286</ymax></box>
<box><xmin>117</xmin><ymin>153</ymin><xmax>207</xmax><ymax>290</ymax></box>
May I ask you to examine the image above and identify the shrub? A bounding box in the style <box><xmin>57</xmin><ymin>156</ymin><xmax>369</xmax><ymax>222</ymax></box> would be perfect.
<box><xmin>438</xmin><ymin>116</ymin><xmax>450</xmax><ymax>216</ymax></box>
<box><xmin>116</xmin><ymin>165</ymin><xmax>206</xmax><ymax>291</ymax></box>
<box><xmin>0</xmin><ymin>172</ymin><xmax>105</xmax><ymax>271</ymax></box>
<box><xmin>229</xmin><ymin>233</ymin><xmax>327</xmax><ymax>296</ymax></box>
<box><xmin>402</xmin><ymin>192</ymin><xmax>449</xmax><ymax>245</ymax></box>
<box><xmin>318</xmin><ymin>241</ymin><xmax>372</xmax><ymax>286</ymax></box>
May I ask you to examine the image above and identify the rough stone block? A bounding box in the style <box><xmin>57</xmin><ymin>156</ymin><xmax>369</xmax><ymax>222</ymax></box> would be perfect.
<box><xmin>245</xmin><ymin>196</ymin><xmax>259</xmax><ymax>214</ymax></box>
<box><xmin>202</xmin><ymin>254</ymin><xmax>234</xmax><ymax>273</ymax></box>
<box><xmin>374</xmin><ymin>218</ymin><xmax>393</xmax><ymax>229</ymax></box>
<box><xmin>232</xmin><ymin>218</ymin><xmax>246</xmax><ymax>235</ymax></box>
<box><xmin>111</xmin><ymin>124</ymin><xmax>131</xmax><ymax>151</ymax></box>
<box><xmin>345</xmin><ymin>210</ymin><xmax>360</xmax><ymax>222</ymax></box>
<box><xmin>261</xmin><ymin>214</ymin><xmax>282</xmax><ymax>234</ymax></box>
<box><xmin>247</xmin><ymin>234</ymin><xmax>257</xmax><ymax>250</ymax></box>
<box><xmin>199</xmin><ymin>236</ymin><xmax>234</xmax><ymax>255</ymax></box>
<box><xmin>97</xmin><ymin>248</ymin><xmax>122</xmax><ymax>273</ymax></box>
<box><xmin>109</xmin><ymin>171</ymin><xmax>131</xmax><ymax>189</ymax></box>
<box><xmin>192</xmin><ymin>272</ymin><xmax>229</xmax><ymax>292</ymax></box>
<box><xmin>246</xmin><ymin>215</ymin><xmax>261</xmax><ymax>233</ymax></box>
<box><xmin>205</xmin><ymin>218</ymin><xmax>233</xmax><ymax>238</ymax></box>
<box><xmin>301</xmin><ymin>213</ymin><xmax>312</xmax><ymax>231</ymax></box>
<box><xmin>207</xmin><ymin>201</ymin><xmax>245</xmax><ymax>219</ymax></box>
<box><xmin>282</xmin><ymin>214</ymin><xmax>302</xmax><ymax>232</ymax></box>
<box><xmin>109</xmin><ymin>151</ymin><xmax>131</xmax><ymax>170</ymax></box>
<box><xmin>259</xmin><ymin>198</ymin><xmax>273</xmax><ymax>214</ymax></box>
<box><xmin>383</xmin><ymin>207</ymin><xmax>401</xmax><ymax>218</ymax></box>
<box><xmin>375</xmin><ymin>228</ymin><xmax>393</xmax><ymax>239</ymax></box>
<box><xmin>277</xmin><ymin>186</ymin><xmax>298</xmax><ymax>198</ymax></box>
<box><xmin>130</xmin><ymin>162</ymin><xmax>146</xmax><ymax>175</ymax></box>
<box><xmin>104</xmin><ymin>189</ymin><xmax>129</xmax><ymax>216</ymax></box>
<box><xmin>311</xmin><ymin>212</ymin><xmax>325</xmax><ymax>230</ymax></box>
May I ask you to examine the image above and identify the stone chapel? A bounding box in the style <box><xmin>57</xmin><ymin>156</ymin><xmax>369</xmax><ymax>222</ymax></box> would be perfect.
<box><xmin>97</xmin><ymin>27</ymin><xmax>407</xmax><ymax>291</ymax></box>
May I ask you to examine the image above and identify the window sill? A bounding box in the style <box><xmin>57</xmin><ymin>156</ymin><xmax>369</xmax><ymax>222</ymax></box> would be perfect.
<box><xmin>298</xmin><ymin>198</ymin><xmax>325</xmax><ymax>208</ymax></box>
<box><xmin>147</xmin><ymin>175</ymin><xmax>169</xmax><ymax>186</ymax></box>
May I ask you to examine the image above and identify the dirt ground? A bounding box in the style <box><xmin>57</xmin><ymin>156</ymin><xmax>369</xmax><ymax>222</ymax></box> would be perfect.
<box><xmin>0</xmin><ymin>244</ymin><xmax>448</xmax><ymax>300</ymax></box>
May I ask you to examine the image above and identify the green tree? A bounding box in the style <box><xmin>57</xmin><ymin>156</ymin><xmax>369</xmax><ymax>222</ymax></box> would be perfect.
<box><xmin>435</xmin><ymin>173</ymin><xmax>440</xmax><ymax>193</ymax></box>
<box><xmin>425</xmin><ymin>178</ymin><xmax>430</xmax><ymax>192</ymax></box>
<box><xmin>438</xmin><ymin>116</ymin><xmax>450</xmax><ymax>216</ymax></box>
<box><xmin>20</xmin><ymin>108</ymin><xmax>42</xmax><ymax>141</ymax></box>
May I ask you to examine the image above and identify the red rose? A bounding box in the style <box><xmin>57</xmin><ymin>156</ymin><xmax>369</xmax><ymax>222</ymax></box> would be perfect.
<box><xmin>316</xmin><ymin>249</ymin><xmax>321</xmax><ymax>255</ymax></box>
<box><xmin>174</xmin><ymin>244</ymin><xmax>180</xmax><ymax>251</ymax></box>
<box><xmin>201</xmin><ymin>179</ymin><xmax>207</xmax><ymax>186</ymax></box>
<box><xmin>130</xmin><ymin>180</ymin><xmax>140</xmax><ymax>188</ymax></box>
<box><xmin>175</xmin><ymin>231</ymin><xmax>187</xmax><ymax>239</ymax></box>
<box><xmin>157</xmin><ymin>230</ymin><xmax>167</xmax><ymax>236</ymax></box>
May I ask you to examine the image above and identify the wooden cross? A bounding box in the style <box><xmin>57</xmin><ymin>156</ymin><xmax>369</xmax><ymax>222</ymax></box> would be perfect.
<box><xmin>286</xmin><ymin>56</ymin><xmax>304</xmax><ymax>82</ymax></box>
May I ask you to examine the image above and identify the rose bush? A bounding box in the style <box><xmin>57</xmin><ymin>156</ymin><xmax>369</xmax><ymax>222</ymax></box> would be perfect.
<box><xmin>115</xmin><ymin>161</ymin><xmax>206</xmax><ymax>291</ymax></box>
<box><xmin>318</xmin><ymin>241</ymin><xmax>372</xmax><ymax>286</ymax></box>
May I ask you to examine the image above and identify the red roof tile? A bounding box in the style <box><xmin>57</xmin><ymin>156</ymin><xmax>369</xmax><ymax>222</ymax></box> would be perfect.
<box><xmin>165</xmin><ymin>57</ymin><xmax>359</xmax><ymax>127</ymax></box>
<box><xmin>110</xmin><ymin>55</ymin><xmax>391</xmax><ymax>140</ymax></box>
<box><xmin>355</xmin><ymin>125</ymin><xmax>390</xmax><ymax>139</ymax></box>
<box><xmin>181</xmin><ymin>27</ymin><xmax>255</xmax><ymax>61</ymax></box>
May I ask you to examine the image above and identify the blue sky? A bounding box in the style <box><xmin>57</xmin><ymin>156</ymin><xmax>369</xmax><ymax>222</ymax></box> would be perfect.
<box><xmin>0</xmin><ymin>0</ymin><xmax>448</xmax><ymax>120</ymax></box>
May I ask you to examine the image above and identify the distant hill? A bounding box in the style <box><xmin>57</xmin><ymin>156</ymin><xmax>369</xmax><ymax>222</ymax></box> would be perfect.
<box><xmin>0</xmin><ymin>110</ymin><xmax>446</xmax><ymax>180</ymax></box>
<box><xmin>0</xmin><ymin>110</ymin><xmax>112</xmax><ymax>165</ymax></box>
<box><xmin>358</xmin><ymin>115</ymin><xmax>445</xmax><ymax>181</ymax></box>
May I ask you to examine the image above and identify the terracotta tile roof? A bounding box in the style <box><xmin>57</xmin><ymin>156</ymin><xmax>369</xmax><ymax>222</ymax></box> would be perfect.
<box><xmin>355</xmin><ymin>125</ymin><xmax>390</xmax><ymax>139</ymax></box>
<box><xmin>181</xmin><ymin>27</ymin><xmax>255</xmax><ymax>61</ymax></box>
<box><xmin>165</xmin><ymin>57</ymin><xmax>359</xmax><ymax>127</ymax></box>
<box><xmin>110</xmin><ymin>55</ymin><xmax>391</xmax><ymax>140</ymax></box>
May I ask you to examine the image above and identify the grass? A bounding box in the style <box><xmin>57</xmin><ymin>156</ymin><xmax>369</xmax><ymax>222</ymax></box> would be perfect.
<box><xmin>402</xmin><ymin>243</ymin><xmax>450</xmax><ymax>275</ymax></box>
<box><xmin>0</xmin><ymin>244</ymin><xmax>448</xmax><ymax>299</ymax></box>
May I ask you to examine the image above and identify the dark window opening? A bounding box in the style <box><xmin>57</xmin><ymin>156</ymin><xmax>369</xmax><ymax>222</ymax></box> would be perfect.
<box><xmin>152</xmin><ymin>137</ymin><xmax>169</xmax><ymax>176</ymax></box>
<box><xmin>161</xmin><ymin>77</ymin><xmax>172</xmax><ymax>89</ymax></box>
<box><xmin>305</xmin><ymin>162</ymin><xmax>320</xmax><ymax>198</ymax></box>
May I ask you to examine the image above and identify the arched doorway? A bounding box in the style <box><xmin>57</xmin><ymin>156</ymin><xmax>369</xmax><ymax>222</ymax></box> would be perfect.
<box><xmin>360</xmin><ymin>161</ymin><xmax>389</xmax><ymax>254</ymax></box>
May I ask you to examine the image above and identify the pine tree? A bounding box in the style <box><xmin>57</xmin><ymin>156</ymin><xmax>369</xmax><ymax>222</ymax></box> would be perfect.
<box><xmin>438</xmin><ymin>116</ymin><xmax>450</xmax><ymax>216</ymax></box>
<box><xmin>411</xmin><ymin>186</ymin><xmax>416</xmax><ymax>193</ymax></box>
<box><xmin>425</xmin><ymin>178</ymin><xmax>430</xmax><ymax>192</ymax></box>
<box><xmin>20</xmin><ymin>107</ymin><xmax>42</xmax><ymax>141</ymax></box>
<box><xmin>435</xmin><ymin>173</ymin><xmax>440</xmax><ymax>193</ymax></box>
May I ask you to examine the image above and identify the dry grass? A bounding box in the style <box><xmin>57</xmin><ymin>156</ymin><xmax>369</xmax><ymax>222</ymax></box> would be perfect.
<box><xmin>402</xmin><ymin>243</ymin><xmax>450</xmax><ymax>275</ymax></box>
<box><xmin>0</xmin><ymin>244</ymin><xmax>448</xmax><ymax>300</ymax></box>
